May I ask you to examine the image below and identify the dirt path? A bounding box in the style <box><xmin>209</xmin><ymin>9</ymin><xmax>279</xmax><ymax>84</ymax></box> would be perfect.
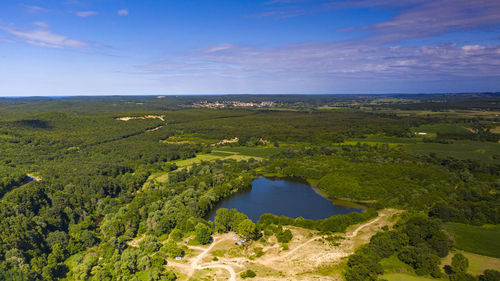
<box><xmin>347</xmin><ymin>213</ymin><xmax>385</xmax><ymax>238</ymax></box>
<box><xmin>274</xmin><ymin>236</ymin><xmax>321</xmax><ymax>260</ymax></box>
<box><xmin>187</xmin><ymin>235</ymin><xmax>240</xmax><ymax>279</ymax></box>
<box><xmin>258</xmin><ymin>209</ymin><xmax>398</xmax><ymax>270</ymax></box>
<box><xmin>169</xmin><ymin>209</ymin><xmax>399</xmax><ymax>280</ymax></box>
<box><xmin>197</xmin><ymin>263</ymin><xmax>236</xmax><ymax>281</ymax></box>
<box><xmin>188</xmin><ymin>237</ymin><xmax>219</xmax><ymax>277</ymax></box>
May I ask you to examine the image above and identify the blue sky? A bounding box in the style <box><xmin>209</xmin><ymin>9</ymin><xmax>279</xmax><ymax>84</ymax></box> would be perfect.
<box><xmin>0</xmin><ymin>0</ymin><xmax>499</xmax><ymax>96</ymax></box>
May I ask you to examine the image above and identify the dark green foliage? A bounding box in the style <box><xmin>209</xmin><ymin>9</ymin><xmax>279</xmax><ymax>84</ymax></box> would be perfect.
<box><xmin>195</xmin><ymin>223</ymin><xmax>213</xmax><ymax>245</ymax></box>
<box><xmin>161</xmin><ymin>242</ymin><xmax>185</xmax><ymax>258</ymax></box>
<box><xmin>276</xmin><ymin>229</ymin><xmax>293</xmax><ymax>243</ymax></box>
<box><xmin>259</xmin><ymin>208</ymin><xmax>378</xmax><ymax>233</ymax></box>
<box><xmin>235</xmin><ymin>219</ymin><xmax>257</xmax><ymax>240</ymax></box>
<box><xmin>214</xmin><ymin>208</ymin><xmax>252</xmax><ymax>235</ymax></box>
<box><xmin>452</xmin><ymin>253</ymin><xmax>469</xmax><ymax>273</ymax></box>
<box><xmin>479</xmin><ymin>270</ymin><xmax>500</xmax><ymax>281</ymax></box>
<box><xmin>139</xmin><ymin>235</ymin><xmax>161</xmax><ymax>254</ymax></box>
<box><xmin>0</xmin><ymin>96</ymin><xmax>497</xmax><ymax>280</ymax></box>
<box><xmin>240</xmin><ymin>269</ymin><xmax>256</xmax><ymax>278</ymax></box>
<box><xmin>345</xmin><ymin>214</ymin><xmax>452</xmax><ymax>281</ymax></box>
<box><xmin>397</xmin><ymin>246</ymin><xmax>441</xmax><ymax>276</ymax></box>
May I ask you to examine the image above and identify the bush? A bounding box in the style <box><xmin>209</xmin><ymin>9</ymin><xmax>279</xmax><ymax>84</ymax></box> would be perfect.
<box><xmin>195</xmin><ymin>223</ymin><xmax>213</xmax><ymax>245</ymax></box>
<box><xmin>240</xmin><ymin>269</ymin><xmax>256</xmax><ymax>278</ymax></box>
<box><xmin>276</xmin><ymin>229</ymin><xmax>293</xmax><ymax>243</ymax></box>
<box><xmin>161</xmin><ymin>242</ymin><xmax>185</xmax><ymax>258</ymax></box>
<box><xmin>479</xmin><ymin>269</ymin><xmax>500</xmax><ymax>281</ymax></box>
<box><xmin>139</xmin><ymin>235</ymin><xmax>161</xmax><ymax>254</ymax></box>
<box><xmin>451</xmin><ymin>253</ymin><xmax>469</xmax><ymax>273</ymax></box>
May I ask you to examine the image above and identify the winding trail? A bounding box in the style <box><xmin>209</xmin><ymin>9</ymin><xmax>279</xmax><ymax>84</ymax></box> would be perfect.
<box><xmin>263</xmin><ymin>209</ymin><xmax>394</xmax><ymax>264</ymax></box>
<box><xmin>169</xmin><ymin>209</ymin><xmax>399</xmax><ymax>280</ymax></box>
<box><xmin>187</xmin><ymin>234</ymin><xmax>238</xmax><ymax>280</ymax></box>
<box><xmin>188</xmin><ymin>237</ymin><xmax>219</xmax><ymax>277</ymax></box>
<box><xmin>346</xmin><ymin>212</ymin><xmax>387</xmax><ymax>238</ymax></box>
<box><xmin>275</xmin><ymin>236</ymin><xmax>321</xmax><ymax>260</ymax></box>
<box><xmin>197</xmin><ymin>263</ymin><xmax>236</xmax><ymax>281</ymax></box>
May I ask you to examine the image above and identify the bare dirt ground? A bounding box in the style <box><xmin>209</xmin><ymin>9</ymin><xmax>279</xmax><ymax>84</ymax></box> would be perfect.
<box><xmin>116</xmin><ymin>115</ymin><xmax>166</xmax><ymax>121</ymax></box>
<box><xmin>167</xmin><ymin>209</ymin><xmax>401</xmax><ymax>281</ymax></box>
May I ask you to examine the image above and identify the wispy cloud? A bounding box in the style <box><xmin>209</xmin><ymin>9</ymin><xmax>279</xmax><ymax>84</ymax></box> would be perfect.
<box><xmin>0</xmin><ymin>23</ymin><xmax>89</xmax><ymax>49</ymax></box>
<box><xmin>75</xmin><ymin>11</ymin><xmax>97</xmax><ymax>18</ymax></box>
<box><xmin>117</xmin><ymin>9</ymin><xmax>129</xmax><ymax>16</ymax></box>
<box><xmin>146</xmin><ymin>42</ymin><xmax>500</xmax><ymax>80</ymax></box>
<box><xmin>23</xmin><ymin>5</ymin><xmax>51</xmax><ymax>14</ymax></box>
<box><xmin>338</xmin><ymin>0</ymin><xmax>500</xmax><ymax>44</ymax></box>
<box><xmin>143</xmin><ymin>0</ymin><xmax>500</xmax><ymax>82</ymax></box>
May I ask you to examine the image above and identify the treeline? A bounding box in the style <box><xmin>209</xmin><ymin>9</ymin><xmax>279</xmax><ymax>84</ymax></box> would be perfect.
<box><xmin>0</xmin><ymin>166</ymin><xmax>27</xmax><ymax>198</ymax></box>
<box><xmin>62</xmin><ymin>159</ymin><xmax>258</xmax><ymax>280</ymax></box>
<box><xmin>264</xmin><ymin>144</ymin><xmax>499</xmax><ymax>220</ymax></box>
<box><xmin>258</xmin><ymin>209</ymin><xmax>377</xmax><ymax>233</ymax></box>
<box><xmin>345</xmin><ymin>214</ymin><xmax>500</xmax><ymax>281</ymax></box>
<box><xmin>345</xmin><ymin>215</ymin><xmax>453</xmax><ymax>280</ymax></box>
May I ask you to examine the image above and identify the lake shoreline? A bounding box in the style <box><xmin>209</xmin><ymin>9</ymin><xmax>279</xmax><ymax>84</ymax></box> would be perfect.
<box><xmin>206</xmin><ymin>175</ymin><xmax>364</xmax><ymax>222</ymax></box>
<box><xmin>260</xmin><ymin>173</ymin><xmax>369</xmax><ymax>210</ymax></box>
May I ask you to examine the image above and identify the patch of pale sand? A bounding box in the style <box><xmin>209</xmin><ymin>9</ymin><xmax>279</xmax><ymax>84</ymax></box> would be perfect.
<box><xmin>254</xmin><ymin>209</ymin><xmax>402</xmax><ymax>279</ymax></box>
<box><xmin>147</xmin><ymin>125</ymin><xmax>164</xmax><ymax>132</ymax></box>
<box><xmin>116</xmin><ymin>115</ymin><xmax>166</xmax><ymax>121</ymax></box>
<box><xmin>126</xmin><ymin>235</ymin><xmax>145</xmax><ymax>248</ymax></box>
<box><xmin>168</xmin><ymin>209</ymin><xmax>402</xmax><ymax>281</ymax></box>
<box><xmin>213</xmin><ymin>137</ymin><xmax>239</xmax><ymax>146</ymax></box>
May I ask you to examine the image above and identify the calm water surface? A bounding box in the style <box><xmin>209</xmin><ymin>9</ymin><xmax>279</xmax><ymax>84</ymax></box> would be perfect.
<box><xmin>208</xmin><ymin>177</ymin><xmax>361</xmax><ymax>222</ymax></box>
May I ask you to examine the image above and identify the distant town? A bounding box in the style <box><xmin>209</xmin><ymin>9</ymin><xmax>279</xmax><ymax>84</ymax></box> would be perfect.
<box><xmin>193</xmin><ymin>101</ymin><xmax>278</xmax><ymax>108</ymax></box>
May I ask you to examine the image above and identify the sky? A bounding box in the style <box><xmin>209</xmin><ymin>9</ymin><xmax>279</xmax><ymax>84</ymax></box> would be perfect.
<box><xmin>0</xmin><ymin>0</ymin><xmax>499</xmax><ymax>96</ymax></box>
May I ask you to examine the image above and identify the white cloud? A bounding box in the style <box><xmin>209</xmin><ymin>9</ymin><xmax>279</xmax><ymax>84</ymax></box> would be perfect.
<box><xmin>117</xmin><ymin>9</ymin><xmax>129</xmax><ymax>16</ymax></box>
<box><xmin>76</xmin><ymin>11</ymin><xmax>97</xmax><ymax>18</ymax></box>
<box><xmin>0</xmin><ymin>24</ymin><xmax>89</xmax><ymax>49</ymax></box>
<box><xmin>33</xmin><ymin>22</ymin><xmax>49</xmax><ymax>28</ymax></box>
<box><xmin>24</xmin><ymin>5</ymin><xmax>50</xmax><ymax>14</ymax></box>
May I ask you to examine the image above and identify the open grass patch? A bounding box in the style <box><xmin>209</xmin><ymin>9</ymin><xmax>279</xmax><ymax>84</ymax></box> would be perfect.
<box><xmin>442</xmin><ymin>250</ymin><xmax>500</xmax><ymax>276</ymax></box>
<box><xmin>412</xmin><ymin>123</ymin><xmax>471</xmax><ymax>135</ymax></box>
<box><xmin>403</xmin><ymin>141</ymin><xmax>500</xmax><ymax>164</ymax></box>
<box><xmin>217</xmin><ymin>146</ymin><xmax>290</xmax><ymax>158</ymax></box>
<box><xmin>382</xmin><ymin>273</ymin><xmax>438</xmax><ymax>281</ymax></box>
<box><xmin>444</xmin><ymin>223</ymin><xmax>500</xmax><ymax>258</ymax></box>
<box><xmin>380</xmin><ymin>253</ymin><xmax>415</xmax><ymax>275</ymax></box>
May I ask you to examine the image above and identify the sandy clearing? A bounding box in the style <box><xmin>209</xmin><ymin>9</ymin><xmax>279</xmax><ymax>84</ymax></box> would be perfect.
<box><xmin>197</xmin><ymin>263</ymin><xmax>236</xmax><ymax>281</ymax></box>
<box><xmin>116</xmin><ymin>115</ymin><xmax>166</xmax><ymax>121</ymax></box>
<box><xmin>166</xmin><ymin>209</ymin><xmax>400</xmax><ymax>280</ymax></box>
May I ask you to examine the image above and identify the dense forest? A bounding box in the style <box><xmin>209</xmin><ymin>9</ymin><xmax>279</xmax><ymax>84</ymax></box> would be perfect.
<box><xmin>0</xmin><ymin>94</ymin><xmax>498</xmax><ymax>281</ymax></box>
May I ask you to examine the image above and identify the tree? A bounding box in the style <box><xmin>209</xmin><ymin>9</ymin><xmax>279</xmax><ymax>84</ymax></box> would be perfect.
<box><xmin>479</xmin><ymin>269</ymin><xmax>500</xmax><ymax>281</ymax></box>
<box><xmin>240</xmin><ymin>269</ymin><xmax>256</xmax><ymax>278</ymax></box>
<box><xmin>140</xmin><ymin>235</ymin><xmax>161</xmax><ymax>254</ymax></box>
<box><xmin>452</xmin><ymin>253</ymin><xmax>469</xmax><ymax>273</ymax></box>
<box><xmin>214</xmin><ymin>208</ymin><xmax>232</xmax><ymax>233</ymax></box>
<box><xmin>161</xmin><ymin>241</ymin><xmax>184</xmax><ymax>258</ymax></box>
<box><xmin>195</xmin><ymin>223</ymin><xmax>212</xmax><ymax>245</ymax></box>
<box><xmin>235</xmin><ymin>219</ymin><xmax>256</xmax><ymax>240</ymax></box>
<box><xmin>277</xmin><ymin>229</ymin><xmax>293</xmax><ymax>243</ymax></box>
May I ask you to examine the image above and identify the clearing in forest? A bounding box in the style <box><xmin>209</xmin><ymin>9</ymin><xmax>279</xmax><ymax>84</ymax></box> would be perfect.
<box><xmin>167</xmin><ymin>208</ymin><xmax>401</xmax><ymax>281</ymax></box>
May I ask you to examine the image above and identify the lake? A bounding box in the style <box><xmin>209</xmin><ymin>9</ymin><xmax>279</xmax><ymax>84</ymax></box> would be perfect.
<box><xmin>207</xmin><ymin>177</ymin><xmax>362</xmax><ymax>222</ymax></box>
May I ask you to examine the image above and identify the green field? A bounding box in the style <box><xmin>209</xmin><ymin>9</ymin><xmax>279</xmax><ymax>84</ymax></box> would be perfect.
<box><xmin>412</xmin><ymin>123</ymin><xmax>471</xmax><ymax>135</ymax></box>
<box><xmin>216</xmin><ymin>146</ymin><xmax>291</xmax><ymax>158</ymax></box>
<box><xmin>172</xmin><ymin>151</ymin><xmax>257</xmax><ymax>168</ymax></box>
<box><xmin>444</xmin><ymin>223</ymin><xmax>500</xmax><ymax>258</ymax></box>
<box><xmin>442</xmin><ymin>250</ymin><xmax>500</xmax><ymax>276</ymax></box>
<box><xmin>403</xmin><ymin>141</ymin><xmax>500</xmax><ymax>163</ymax></box>
<box><xmin>382</xmin><ymin>273</ymin><xmax>437</xmax><ymax>281</ymax></box>
<box><xmin>380</xmin><ymin>254</ymin><xmax>415</xmax><ymax>275</ymax></box>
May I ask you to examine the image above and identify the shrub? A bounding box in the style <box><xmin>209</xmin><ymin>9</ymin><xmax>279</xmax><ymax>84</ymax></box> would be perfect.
<box><xmin>277</xmin><ymin>229</ymin><xmax>293</xmax><ymax>243</ymax></box>
<box><xmin>240</xmin><ymin>269</ymin><xmax>256</xmax><ymax>278</ymax></box>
